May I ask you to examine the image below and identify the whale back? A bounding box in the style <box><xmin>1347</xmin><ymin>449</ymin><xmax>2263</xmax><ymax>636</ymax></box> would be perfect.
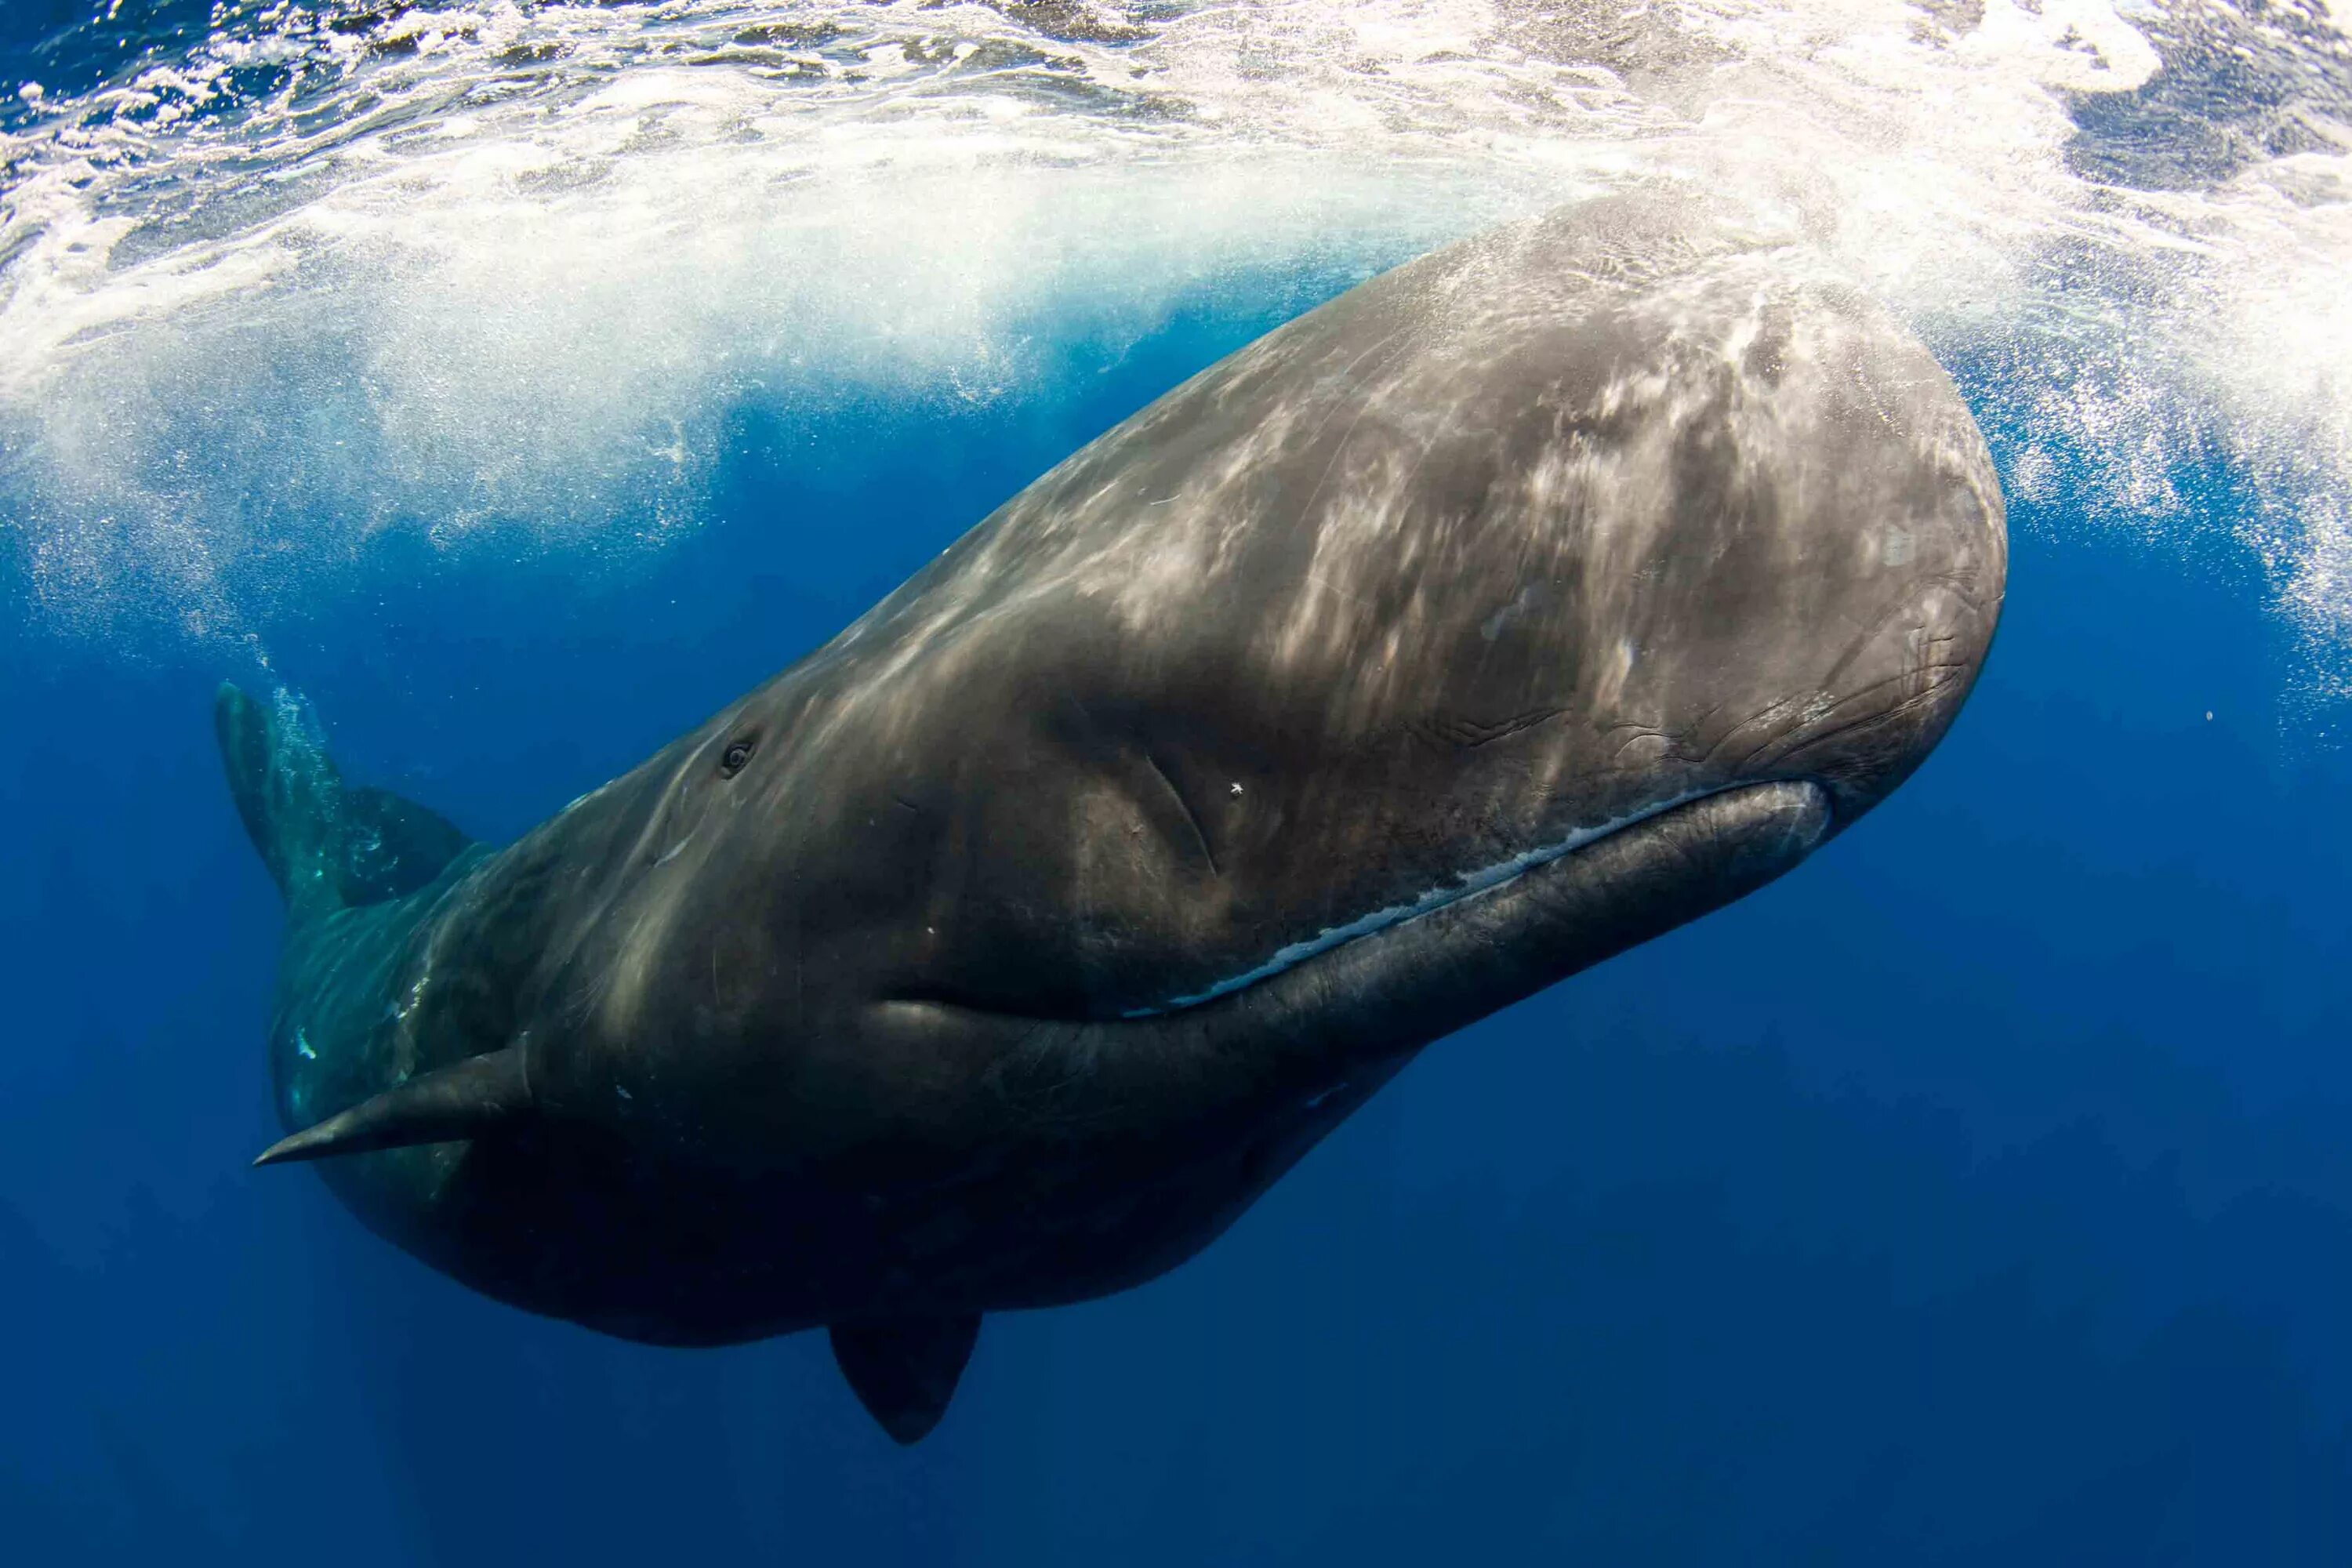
<box><xmin>213</xmin><ymin>682</ymin><xmax>474</xmax><ymax>916</ymax></box>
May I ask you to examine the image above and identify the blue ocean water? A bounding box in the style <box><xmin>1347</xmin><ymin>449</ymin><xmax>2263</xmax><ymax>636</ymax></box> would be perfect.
<box><xmin>6</xmin><ymin>2</ymin><xmax>2352</xmax><ymax>1563</ymax></box>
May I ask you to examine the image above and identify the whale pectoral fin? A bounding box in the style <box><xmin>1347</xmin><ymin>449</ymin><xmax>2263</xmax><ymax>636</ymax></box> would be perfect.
<box><xmin>829</xmin><ymin>1314</ymin><xmax>982</xmax><ymax>1445</ymax></box>
<box><xmin>251</xmin><ymin>1046</ymin><xmax>532</xmax><ymax>1167</ymax></box>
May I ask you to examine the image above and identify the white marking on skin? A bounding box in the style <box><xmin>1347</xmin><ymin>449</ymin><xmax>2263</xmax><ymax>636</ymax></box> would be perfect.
<box><xmin>296</xmin><ymin>1028</ymin><xmax>316</xmax><ymax>1062</ymax></box>
<box><xmin>1229</xmin><ymin>782</ymin><xmax>1244</xmax><ymax>797</ymax></box>
<box><xmin>1123</xmin><ymin>789</ymin><xmax>1722</xmax><ymax>1018</ymax></box>
<box><xmin>654</xmin><ymin>836</ymin><xmax>691</xmax><ymax>866</ymax></box>
<box><xmin>390</xmin><ymin>971</ymin><xmax>428</xmax><ymax>1022</ymax></box>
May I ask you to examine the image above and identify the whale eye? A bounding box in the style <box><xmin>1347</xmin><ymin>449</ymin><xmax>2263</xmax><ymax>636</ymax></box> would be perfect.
<box><xmin>719</xmin><ymin>736</ymin><xmax>757</xmax><ymax>778</ymax></box>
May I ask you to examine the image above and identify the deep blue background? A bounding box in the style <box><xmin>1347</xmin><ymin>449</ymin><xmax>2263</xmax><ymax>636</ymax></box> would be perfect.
<box><xmin>6</xmin><ymin>274</ymin><xmax>2352</xmax><ymax>1562</ymax></box>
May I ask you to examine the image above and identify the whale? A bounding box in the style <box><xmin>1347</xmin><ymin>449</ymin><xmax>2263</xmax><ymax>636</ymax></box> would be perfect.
<box><xmin>223</xmin><ymin>195</ymin><xmax>2005</xmax><ymax>1444</ymax></box>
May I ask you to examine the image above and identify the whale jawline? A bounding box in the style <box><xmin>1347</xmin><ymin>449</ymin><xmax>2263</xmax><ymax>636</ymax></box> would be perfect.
<box><xmin>897</xmin><ymin>779</ymin><xmax>1835</xmax><ymax>1029</ymax></box>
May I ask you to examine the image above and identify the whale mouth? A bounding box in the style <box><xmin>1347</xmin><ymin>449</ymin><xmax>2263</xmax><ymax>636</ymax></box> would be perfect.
<box><xmin>1120</xmin><ymin>782</ymin><xmax>1824</xmax><ymax>1018</ymax></box>
<box><xmin>885</xmin><ymin>779</ymin><xmax>1833</xmax><ymax>1033</ymax></box>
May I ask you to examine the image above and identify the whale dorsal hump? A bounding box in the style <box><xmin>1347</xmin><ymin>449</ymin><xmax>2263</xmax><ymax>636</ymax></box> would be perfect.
<box><xmin>250</xmin><ymin>1045</ymin><xmax>532</xmax><ymax>1167</ymax></box>
<box><xmin>829</xmin><ymin>1315</ymin><xmax>982</xmax><ymax>1444</ymax></box>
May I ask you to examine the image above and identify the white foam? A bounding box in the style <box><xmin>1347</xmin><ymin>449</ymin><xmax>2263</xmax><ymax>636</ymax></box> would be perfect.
<box><xmin>0</xmin><ymin>0</ymin><xmax>2347</xmax><ymax>694</ymax></box>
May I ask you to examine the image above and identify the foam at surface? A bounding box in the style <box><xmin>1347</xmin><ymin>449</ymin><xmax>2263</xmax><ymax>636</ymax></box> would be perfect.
<box><xmin>0</xmin><ymin>2</ymin><xmax>2347</xmax><ymax>686</ymax></box>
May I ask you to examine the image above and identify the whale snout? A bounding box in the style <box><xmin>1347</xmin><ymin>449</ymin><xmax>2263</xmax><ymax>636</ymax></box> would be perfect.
<box><xmin>1580</xmin><ymin>279</ymin><xmax>2009</xmax><ymax>837</ymax></box>
<box><xmin>1749</xmin><ymin>561</ymin><xmax>2005</xmax><ymax>834</ymax></box>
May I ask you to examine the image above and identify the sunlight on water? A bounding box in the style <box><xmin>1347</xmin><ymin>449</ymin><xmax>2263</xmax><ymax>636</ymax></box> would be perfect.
<box><xmin>0</xmin><ymin>2</ymin><xmax>2348</xmax><ymax>688</ymax></box>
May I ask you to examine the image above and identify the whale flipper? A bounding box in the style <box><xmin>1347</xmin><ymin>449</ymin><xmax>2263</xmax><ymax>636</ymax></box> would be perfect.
<box><xmin>214</xmin><ymin>682</ymin><xmax>471</xmax><ymax>914</ymax></box>
<box><xmin>829</xmin><ymin>1315</ymin><xmax>982</xmax><ymax>1444</ymax></box>
<box><xmin>251</xmin><ymin>1044</ymin><xmax>532</xmax><ymax>1166</ymax></box>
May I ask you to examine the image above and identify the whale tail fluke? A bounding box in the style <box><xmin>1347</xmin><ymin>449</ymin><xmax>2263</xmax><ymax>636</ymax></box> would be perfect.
<box><xmin>214</xmin><ymin>682</ymin><xmax>473</xmax><ymax>916</ymax></box>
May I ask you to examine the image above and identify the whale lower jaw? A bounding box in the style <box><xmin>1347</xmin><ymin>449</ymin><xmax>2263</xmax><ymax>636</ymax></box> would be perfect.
<box><xmin>1131</xmin><ymin>782</ymin><xmax>1829</xmax><ymax>1018</ymax></box>
<box><xmin>1160</xmin><ymin>779</ymin><xmax>1836</xmax><ymax>1051</ymax></box>
<box><xmin>891</xmin><ymin>779</ymin><xmax>1831</xmax><ymax>1065</ymax></box>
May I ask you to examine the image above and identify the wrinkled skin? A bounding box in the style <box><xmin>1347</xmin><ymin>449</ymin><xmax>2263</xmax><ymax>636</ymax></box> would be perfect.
<box><xmin>249</xmin><ymin>196</ymin><xmax>2004</xmax><ymax>1371</ymax></box>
